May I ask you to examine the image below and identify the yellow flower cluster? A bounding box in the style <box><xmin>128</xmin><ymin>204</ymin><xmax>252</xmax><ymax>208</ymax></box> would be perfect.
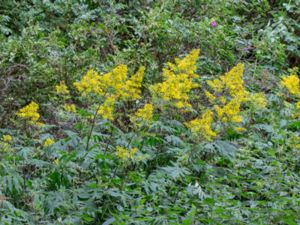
<box><xmin>131</xmin><ymin>103</ymin><xmax>153</xmax><ymax>124</ymax></box>
<box><xmin>43</xmin><ymin>138</ymin><xmax>55</xmax><ymax>147</ymax></box>
<box><xmin>100</xmin><ymin>65</ymin><xmax>128</xmax><ymax>94</ymax></box>
<box><xmin>150</xmin><ymin>49</ymin><xmax>200</xmax><ymax>108</ymax></box>
<box><xmin>247</xmin><ymin>92</ymin><xmax>267</xmax><ymax>109</ymax></box>
<box><xmin>2</xmin><ymin>135</ymin><xmax>13</xmax><ymax>143</ymax></box>
<box><xmin>64</xmin><ymin>104</ymin><xmax>76</xmax><ymax>113</ymax></box>
<box><xmin>185</xmin><ymin>110</ymin><xmax>216</xmax><ymax>140</ymax></box>
<box><xmin>74</xmin><ymin>65</ymin><xmax>145</xmax><ymax>99</ymax></box>
<box><xmin>207</xmin><ymin>63</ymin><xmax>247</xmax><ymax>100</ymax></box>
<box><xmin>281</xmin><ymin>73</ymin><xmax>300</xmax><ymax>97</ymax></box>
<box><xmin>115</xmin><ymin>146</ymin><xmax>138</xmax><ymax>160</ymax></box>
<box><xmin>120</xmin><ymin>66</ymin><xmax>145</xmax><ymax>100</ymax></box>
<box><xmin>16</xmin><ymin>102</ymin><xmax>41</xmax><ymax>125</ymax></box>
<box><xmin>207</xmin><ymin>63</ymin><xmax>247</xmax><ymax>123</ymax></box>
<box><xmin>97</xmin><ymin>96</ymin><xmax>116</xmax><ymax>120</ymax></box>
<box><xmin>168</xmin><ymin>49</ymin><xmax>200</xmax><ymax>75</ymax></box>
<box><xmin>215</xmin><ymin>100</ymin><xmax>243</xmax><ymax>123</ymax></box>
<box><xmin>55</xmin><ymin>81</ymin><xmax>70</xmax><ymax>95</ymax></box>
<box><xmin>281</xmin><ymin>69</ymin><xmax>300</xmax><ymax>110</ymax></box>
<box><xmin>74</xmin><ymin>65</ymin><xmax>145</xmax><ymax>120</ymax></box>
<box><xmin>74</xmin><ymin>69</ymin><xmax>103</xmax><ymax>96</ymax></box>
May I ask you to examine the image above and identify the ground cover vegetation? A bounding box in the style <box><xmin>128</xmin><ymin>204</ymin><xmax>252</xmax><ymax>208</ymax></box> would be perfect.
<box><xmin>0</xmin><ymin>0</ymin><xmax>299</xmax><ymax>224</ymax></box>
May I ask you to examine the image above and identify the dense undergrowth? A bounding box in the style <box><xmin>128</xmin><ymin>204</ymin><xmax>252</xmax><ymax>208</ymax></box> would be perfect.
<box><xmin>0</xmin><ymin>0</ymin><xmax>300</xmax><ymax>224</ymax></box>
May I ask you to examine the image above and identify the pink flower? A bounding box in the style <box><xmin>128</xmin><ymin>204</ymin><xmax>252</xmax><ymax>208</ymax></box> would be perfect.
<box><xmin>211</xmin><ymin>21</ymin><xmax>217</xmax><ymax>28</ymax></box>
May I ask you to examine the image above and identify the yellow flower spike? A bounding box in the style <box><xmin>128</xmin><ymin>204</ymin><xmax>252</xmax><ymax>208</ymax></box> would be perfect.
<box><xmin>150</xmin><ymin>49</ymin><xmax>200</xmax><ymax>109</ymax></box>
<box><xmin>214</xmin><ymin>98</ymin><xmax>244</xmax><ymax>124</ymax></box>
<box><xmin>120</xmin><ymin>66</ymin><xmax>145</xmax><ymax>100</ymax></box>
<box><xmin>207</xmin><ymin>63</ymin><xmax>246</xmax><ymax>105</ymax></box>
<box><xmin>2</xmin><ymin>135</ymin><xmax>13</xmax><ymax>143</ymax></box>
<box><xmin>101</xmin><ymin>64</ymin><xmax>128</xmax><ymax>94</ymax></box>
<box><xmin>231</xmin><ymin>115</ymin><xmax>243</xmax><ymax>123</ymax></box>
<box><xmin>133</xmin><ymin>103</ymin><xmax>153</xmax><ymax>122</ymax></box>
<box><xmin>97</xmin><ymin>96</ymin><xmax>116</xmax><ymax>121</ymax></box>
<box><xmin>205</xmin><ymin>63</ymin><xmax>247</xmax><ymax>127</ymax></box>
<box><xmin>221</xmin><ymin>63</ymin><xmax>246</xmax><ymax>99</ymax></box>
<box><xmin>296</xmin><ymin>102</ymin><xmax>300</xmax><ymax>109</ymax></box>
<box><xmin>16</xmin><ymin>101</ymin><xmax>41</xmax><ymax>124</ymax></box>
<box><xmin>74</xmin><ymin>69</ymin><xmax>104</xmax><ymax>96</ymax></box>
<box><xmin>175</xmin><ymin>49</ymin><xmax>200</xmax><ymax>76</ymax></box>
<box><xmin>185</xmin><ymin>110</ymin><xmax>216</xmax><ymax>140</ymax></box>
<box><xmin>55</xmin><ymin>81</ymin><xmax>70</xmax><ymax>95</ymax></box>
<box><xmin>43</xmin><ymin>138</ymin><xmax>55</xmax><ymax>147</ymax></box>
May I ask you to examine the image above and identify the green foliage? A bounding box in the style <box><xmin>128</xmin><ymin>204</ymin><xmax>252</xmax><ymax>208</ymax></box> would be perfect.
<box><xmin>1</xmin><ymin>1</ymin><xmax>300</xmax><ymax>224</ymax></box>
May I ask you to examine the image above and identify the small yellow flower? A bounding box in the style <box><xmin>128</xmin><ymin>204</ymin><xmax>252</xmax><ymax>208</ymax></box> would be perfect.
<box><xmin>55</xmin><ymin>81</ymin><xmax>70</xmax><ymax>95</ymax></box>
<box><xmin>296</xmin><ymin>102</ymin><xmax>300</xmax><ymax>109</ymax></box>
<box><xmin>43</xmin><ymin>138</ymin><xmax>55</xmax><ymax>147</ymax></box>
<box><xmin>2</xmin><ymin>135</ymin><xmax>13</xmax><ymax>143</ymax></box>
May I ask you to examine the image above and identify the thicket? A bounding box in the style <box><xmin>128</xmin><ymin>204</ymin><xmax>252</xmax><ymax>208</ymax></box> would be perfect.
<box><xmin>0</xmin><ymin>0</ymin><xmax>299</xmax><ymax>224</ymax></box>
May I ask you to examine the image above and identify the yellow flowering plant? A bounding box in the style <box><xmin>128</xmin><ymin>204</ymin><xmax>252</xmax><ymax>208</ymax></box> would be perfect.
<box><xmin>150</xmin><ymin>49</ymin><xmax>200</xmax><ymax>109</ymax></box>
<box><xmin>130</xmin><ymin>103</ymin><xmax>154</xmax><ymax>126</ymax></box>
<box><xmin>247</xmin><ymin>92</ymin><xmax>268</xmax><ymax>110</ymax></box>
<box><xmin>281</xmin><ymin>70</ymin><xmax>300</xmax><ymax>97</ymax></box>
<box><xmin>55</xmin><ymin>81</ymin><xmax>70</xmax><ymax>96</ymax></box>
<box><xmin>281</xmin><ymin>68</ymin><xmax>300</xmax><ymax>111</ymax></box>
<box><xmin>185</xmin><ymin>110</ymin><xmax>216</xmax><ymax>140</ymax></box>
<box><xmin>72</xmin><ymin>65</ymin><xmax>145</xmax><ymax>155</ymax></box>
<box><xmin>43</xmin><ymin>138</ymin><xmax>55</xmax><ymax>147</ymax></box>
<box><xmin>2</xmin><ymin>135</ymin><xmax>13</xmax><ymax>143</ymax></box>
<box><xmin>16</xmin><ymin>101</ymin><xmax>42</xmax><ymax>126</ymax></box>
<box><xmin>115</xmin><ymin>146</ymin><xmax>138</xmax><ymax>160</ymax></box>
<box><xmin>74</xmin><ymin>65</ymin><xmax>145</xmax><ymax>121</ymax></box>
<box><xmin>64</xmin><ymin>104</ymin><xmax>76</xmax><ymax>113</ymax></box>
<box><xmin>203</xmin><ymin>63</ymin><xmax>248</xmax><ymax>134</ymax></box>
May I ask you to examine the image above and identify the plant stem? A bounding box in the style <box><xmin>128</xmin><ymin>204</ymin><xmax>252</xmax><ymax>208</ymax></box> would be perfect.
<box><xmin>81</xmin><ymin>104</ymin><xmax>101</xmax><ymax>161</ymax></box>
